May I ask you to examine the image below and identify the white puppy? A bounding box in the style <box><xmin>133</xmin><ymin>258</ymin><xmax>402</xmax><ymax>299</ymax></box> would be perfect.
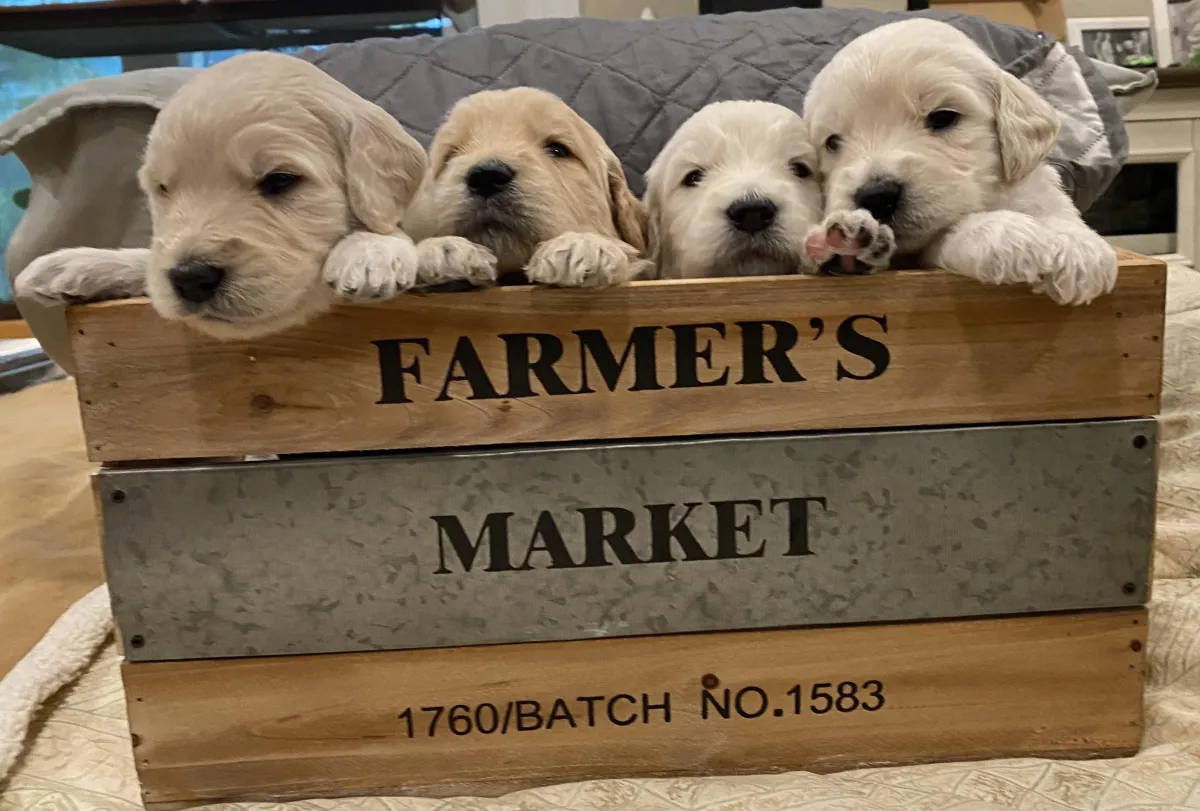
<box><xmin>803</xmin><ymin>18</ymin><xmax>1118</xmax><ymax>304</ymax></box>
<box><xmin>645</xmin><ymin>100</ymin><xmax>854</xmax><ymax>279</ymax></box>
<box><xmin>16</xmin><ymin>52</ymin><xmax>427</xmax><ymax>339</ymax></box>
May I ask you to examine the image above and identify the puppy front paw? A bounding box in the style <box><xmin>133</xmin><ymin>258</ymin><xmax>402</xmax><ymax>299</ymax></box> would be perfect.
<box><xmin>933</xmin><ymin>211</ymin><xmax>1048</xmax><ymax>288</ymax></box>
<box><xmin>415</xmin><ymin>236</ymin><xmax>498</xmax><ymax>289</ymax></box>
<box><xmin>323</xmin><ymin>231</ymin><xmax>419</xmax><ymax>300</ymax></box>
<box><xmin>804</xmin><ymin>209</ymin><xmax>895</xmax><ymax>276</ymax></box>
<box><xmin>1033</xmin><ymin>233</ymin><xmax>1119</xmax><ymax>306</ymax></box>
<box><xmin>15</xmin><ymin>248</ymin><xmax>147</xmax><ymax>305</ymax></box>
<box><xmin>525</xmin><ymin>232</ymin><xmax>644</xmax><ymax>288</ymax></box>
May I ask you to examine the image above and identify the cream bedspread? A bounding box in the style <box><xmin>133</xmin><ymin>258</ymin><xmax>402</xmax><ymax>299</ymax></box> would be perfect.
<box><xmin>4</xmin><ymin>262</ymin><xmax>1200</xmax><ymax>811</ymax></box>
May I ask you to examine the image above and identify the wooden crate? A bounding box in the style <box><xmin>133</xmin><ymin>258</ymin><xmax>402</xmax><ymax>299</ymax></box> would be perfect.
<box><xmin>69</xmin><ymin>252</ymin><xmax>1165</xmax><ymax>463</ymax></box>
<box><xmin>69</xmin><ymin>254</ymin><xmax>1166</xmax><ymax>807</ymax></box>
<box><xmin>125</xmin><ymin>608</ymin><xmax>1146</xmax><ymax>809</ymax></box>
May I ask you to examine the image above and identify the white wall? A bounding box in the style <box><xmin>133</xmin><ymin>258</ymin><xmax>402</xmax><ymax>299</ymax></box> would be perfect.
<box><xmin>823</xmin><ymin>0</ymin><xmax>907</xmax><ymax>10</ymax></box>
<box><xmin>1062</xmin><ymin>0</ymin><xmax>1152</xmax><ymax>17</ymax></box>
<box><xmin>579</xmin><ymin>0</ymin><xmax>699</xmax><ymax>18</ymax></box>
<box><xmin>476</xmin><ymin>0</ymin><xmax>580</xmax><ymax>26</ymax></box>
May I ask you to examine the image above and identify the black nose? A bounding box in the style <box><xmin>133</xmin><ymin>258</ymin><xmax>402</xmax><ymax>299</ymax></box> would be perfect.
<box><xmin>466</xmin><ymin>161</ymin><xmax>515</xmax><ymax>198</ymax></box>
<box><xmin>853</xmin><ymin>177</ymin><xmax>905</xmax><ymax>223</ymax></box>
<box><xmin>168</xmin><ymin>261</ymin><xmax>225</xmax><ymax>304</ymax></box>
<box><xmin>726</xmin><ymin>198</ymin><xmax>777</xmax><ymax>234</ymax></box>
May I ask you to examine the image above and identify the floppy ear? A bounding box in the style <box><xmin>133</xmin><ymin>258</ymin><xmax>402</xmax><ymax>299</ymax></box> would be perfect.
<box><xmin>640</xmin><ymin>160</ymin><xmax>668</xmax><ymax>278</ymax></box>
<box><xmin>606</xmin><ymin>156</ymin><xmax>649</xmax><ymax>255</ymax></box>
<box><xmin>343</xmin><ymin>101</ymin><xmax>428</xmax><ymax>234</ymax></box>
<box><xmin>993</xmin><ymin>70</ymin><xmax>1060</xmax><ymax>184</ymax></box>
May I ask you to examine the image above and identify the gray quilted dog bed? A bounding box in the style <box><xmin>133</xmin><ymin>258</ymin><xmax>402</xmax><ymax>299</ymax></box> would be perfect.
<box><xmin>301</xmin><ymin>7</ymin><xmax>1134</xmax><ymax>209</ymax></box>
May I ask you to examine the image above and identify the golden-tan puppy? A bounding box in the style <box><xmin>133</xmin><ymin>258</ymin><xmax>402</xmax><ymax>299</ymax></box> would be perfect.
<box><xmin>802</xmin><ymin>18</ymin><xmax>1117</xmax><ymax>304</ymax></box>
<box><xmin>404</xmin><ymin>87</ymin><xmax>650</xmax><ymax>287</ymax></box>
<box><xmin>16</xmin><ymin>52</ymin><xmax>426</xmax><ymax>339</ymax></box>
<box><xmin>644</xmin><ymin>100</ymin><xmax>839</xmax><ymax>279</ymax></box>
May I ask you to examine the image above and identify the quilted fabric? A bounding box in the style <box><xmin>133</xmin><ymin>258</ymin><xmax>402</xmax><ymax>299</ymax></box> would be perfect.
<box><xmin>302</xmin><ymin>8</ymin><xmax>1129</xmax><ymax>207</ymax></box>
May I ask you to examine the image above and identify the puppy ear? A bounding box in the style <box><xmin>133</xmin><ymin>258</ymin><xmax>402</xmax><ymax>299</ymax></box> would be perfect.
<box><xmin>993</xmin><ymin>70</ymin><xmax>1059</xmax><ymax>184</ymax></box>
<box><xmin>606</xmin><ymin>156</ymin><xmax>649</xmax><ymax>254</ymax></box>
<box><xmin>641</xmin><ymin>161</ymin><xmax>667</xmax><ymax>277</ymax></box>
<box><xmin>344</xmin><ymin>102</ymin><xmax>428</xmax><ymax>234</ymax></box>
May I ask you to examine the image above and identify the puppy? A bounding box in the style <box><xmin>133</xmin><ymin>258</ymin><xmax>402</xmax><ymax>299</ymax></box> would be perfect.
<box><xmin>803</xmin><ymin>18</ymin><xmax>1117</xmax><ymax>304</ymax></box>
<box><xmin>404</xmin><ymin>87</ymin><xmax>650</xmax><ymax>288</ymax></box>
<box><xmin>645</xmin><ymin>100</ymin><xmax>847</xmax><ymax>279</ymax></box>
<box><xmin>16</xmin><ymin>51</ymin><xmax>427</xmax><ymax>339</ymax></box>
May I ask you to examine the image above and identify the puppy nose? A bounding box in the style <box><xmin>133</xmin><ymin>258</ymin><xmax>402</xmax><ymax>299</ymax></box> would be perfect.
<box><xmin>168</xmin><ymin>261</ymin><xmax>225</xmax><ymax>304</ymax></box>
<box><xmin>466</xmin><ymin>161</ymin><xmax>516</xmax><ymax>198</ymax></box>
<box><xmin>726</xmin><ymin>198</ymin><xmax>777</xmax><ymax>234</ymax></box>
<box><xmin>853</xmin><ymin>177</ymin><xmax>905</xmax><ymax>223</ymax></box>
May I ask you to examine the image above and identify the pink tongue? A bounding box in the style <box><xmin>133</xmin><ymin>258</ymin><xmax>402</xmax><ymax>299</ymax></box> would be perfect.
<box><xmin>840</xmin><ymin>254</ymin><xmax>857</xmax><ymax>274</ymax></box>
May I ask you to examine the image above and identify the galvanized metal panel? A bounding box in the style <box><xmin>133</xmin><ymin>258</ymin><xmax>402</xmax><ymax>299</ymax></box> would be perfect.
<box><xmin>99</xmin><ymin>420</ymin><xmax>1157</xmax><ymax>661</ymax></box>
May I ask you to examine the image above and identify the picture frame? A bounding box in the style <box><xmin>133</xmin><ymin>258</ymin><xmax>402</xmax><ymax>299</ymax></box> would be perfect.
<box><xmin>1067</xmin><ymin>16</ymin><xmax>1159</xmax><ymax>70</ymax></box>
<box><xmin>1161</xmin><ymin>0</ymin><xmax>1200</xmax><ymax>67</ymax></box>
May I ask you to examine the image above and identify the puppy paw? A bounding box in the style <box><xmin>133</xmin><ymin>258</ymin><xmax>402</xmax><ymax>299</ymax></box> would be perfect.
<box><xmin>804</xmin><ymin>209</ymin><xmax>896</xmax><ymax>276</ymax></box>
<box><xmin>415</xmin><ymin>236</ymin><xmax>498</xmax><ymax>289</ymax></box>
<box><xmin>15</xmin><ymin>247</ymin><xmax>148</xmax><ymax>305</ymax></box>
<box><xmin>932</xmin><ymin>211</ymin><xmax>1049</xmax><ymax>287</ymax></box>
<box><xmin>1033</xmin><ymin>232</ymin><xmax>1119</xmax><ymax>306</ymax></box>
<box><xmin>323</xmin><ymin>231</ymin><xmax>419</xmax><ymax>300</ymax></box>
<box><xmin>525</xmin><ymin>232</ymin><xmax>644</xmax><ymax>288</ymax></box>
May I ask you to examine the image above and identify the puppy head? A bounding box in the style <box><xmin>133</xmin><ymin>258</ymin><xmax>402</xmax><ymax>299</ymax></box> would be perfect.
<box><xmin>803</xmin><ymin>18</ymin><xmax>1059</xmax><ymax>254</ymax></box>
<box><xmin>138</xmin><ymin>52</ymin><xmax>426</xmax><ymax>339</ymax></box>
<box><xmin>403</xmin><ymin>87</ymin><xmax>647</xmax><ymax>274</ymax></box>
<box><xmin>645</xmin><ymin>101</ymin><xmax>821</xmax><ymax>279</ymax></box>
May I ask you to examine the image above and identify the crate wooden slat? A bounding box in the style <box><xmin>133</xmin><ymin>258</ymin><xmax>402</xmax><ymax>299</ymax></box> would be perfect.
<box><xmin>124</xmin><ymin>608</ymin><xmax>1146</xmax><ymax>808</ymax></box>
<box><xmin>98</xmin><ymin>419</ymin><xmax>1156</xmax><ymax>661</ymax></box>
<box><xmin>69</xmin><ymin>254</ymin><xmax>1166</xmax><ymax>463</ymax></box>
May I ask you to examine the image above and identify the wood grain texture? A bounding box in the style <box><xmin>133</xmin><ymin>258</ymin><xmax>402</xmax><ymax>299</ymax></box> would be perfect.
<box><xmin>71</xmin><ymin>255</ymin><xmax>1166</xmax><ymax>463</ymax></box>
<box><xmin>125</xmin><ymin>609</ymin><xmax>1146</xmax><ymax>808</ymax></box>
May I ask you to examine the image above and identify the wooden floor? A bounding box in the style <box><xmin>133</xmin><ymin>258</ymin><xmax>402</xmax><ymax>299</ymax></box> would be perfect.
<box><xmin>0</xmin><ymin>376</ymin><xmax>105</xmax><ymax>675</ymax></box>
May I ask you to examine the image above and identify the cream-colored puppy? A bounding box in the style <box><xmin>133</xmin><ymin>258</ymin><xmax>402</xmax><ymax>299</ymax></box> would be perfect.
<box><xmin>404</xmin><ymin>87</ymin><xmax>650</xmax><ymax>287</ymax></box>
<box><xmin>803</xmin><ymin>18</ymin><xmax>1117</xmax><ymax>304</ymax></box>
<box><xmin>16</xmin><ymin>52</ymin><xmax>426</xmax><ymax>339</ymax></box>
<box><xmin>646</xmin><ymin>100</ymin><xmax>853</xmax><ymax>279</ymax></box>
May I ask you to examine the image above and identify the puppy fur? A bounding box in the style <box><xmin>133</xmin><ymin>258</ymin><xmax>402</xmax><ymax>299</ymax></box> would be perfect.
<box><xmin>17</xmin><ymin>51</ymin><xmax>427</xmax><ymax>339</ymax></box>
<box><xmin>645</xmin><ymin>100</ymin><xmax>836</xmax><ymax>279</ymax></box>
<box><xmin>803</xmin><ymin>18</ymin><xmax>1117</xmax><ymax>304</ymax></box>
<box><xmin>404</xmin><ymin>87</ymin><xmax>651</xmax><ymax>287</ymax></box>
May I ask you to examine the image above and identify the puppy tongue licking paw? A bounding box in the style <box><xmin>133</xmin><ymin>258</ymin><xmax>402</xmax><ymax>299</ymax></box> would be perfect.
<box><xmin>804</xmin><ymin>209</ymin><xmax>896</xmax><ymax>276</ymax></box>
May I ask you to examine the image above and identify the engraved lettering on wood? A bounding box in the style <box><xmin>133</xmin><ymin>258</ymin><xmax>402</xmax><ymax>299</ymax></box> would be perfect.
<box><xmin>123</xmin><ymin>609</ymin><xmax>1147</xmax><ymax>808</ymax></box>
<box><xmin>69</xmin><ymin>255</ymin><xmax>1165</xmax><ymax>462</ymax></box>
<box><xmin>370</xmin><ymin>315</ymin><xmax>889</xmax><ymax>405</ymax></box>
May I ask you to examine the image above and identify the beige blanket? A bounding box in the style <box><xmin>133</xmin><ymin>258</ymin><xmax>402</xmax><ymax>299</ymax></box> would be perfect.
<box><xmin>4</xmin><ymin>262</ymin><xmax>1200</xmax><ymax>811</ymax></box>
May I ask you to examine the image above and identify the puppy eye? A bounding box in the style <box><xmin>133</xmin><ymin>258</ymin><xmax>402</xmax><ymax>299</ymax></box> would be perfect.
<box><xmin>682</xmin><ymin>169</ymin><xmax>704</xmax><ymax>188</ymax></box>
<box><xmin>258</xmin><ymin>172</ymin><xmax>302</xmax><ymax>198</ymax></box>
<box><xmin>791</xmin><ymin>161</ymin><xmax>812</xmax><ymax>180</ymax></box>
<box><xmin>545</xmin><ymin>141</ymin><xmax>572</xmax><ymax>159</ymax></box>
<box><xmin>925</xmin><ymin>109</ymin><xmax>961</xmax><ymax>132</ymax></box>
<box><xmin>824</xmin><ymin>134</ymin><xmax>842</xmax><ymax>154</ymax></box>
<box><xmin>155</xmin><ymin>183</ymin><xmax>169</xmax><ymax>197</ymax></box>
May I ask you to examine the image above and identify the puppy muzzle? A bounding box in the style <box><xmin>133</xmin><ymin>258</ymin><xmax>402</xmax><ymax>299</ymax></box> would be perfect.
<box><xmin>466</xmin><ymin>160</ymin><xmax>517</xmax><ymax>200</ymax></box>
<box><xmin>726</xmin><ymin>196</ymin><xmax>778</xmax><ymax>235</ymax></box>
<box><xmin>168</xmin><ymin>260</ymin><xmax>226</xmax><ymax>304</ymax></box>
<box><xmin>852</xmin><ymin>176</ymin><xmax>905</xmax><ymax>226</ymax></box>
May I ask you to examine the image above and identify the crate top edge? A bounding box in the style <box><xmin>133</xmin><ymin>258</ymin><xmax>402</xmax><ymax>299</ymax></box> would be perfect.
<box><xmin>65</xmin><ymin>252</ymin><xmax>1168</xmax><ymax>322</ymax></box>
